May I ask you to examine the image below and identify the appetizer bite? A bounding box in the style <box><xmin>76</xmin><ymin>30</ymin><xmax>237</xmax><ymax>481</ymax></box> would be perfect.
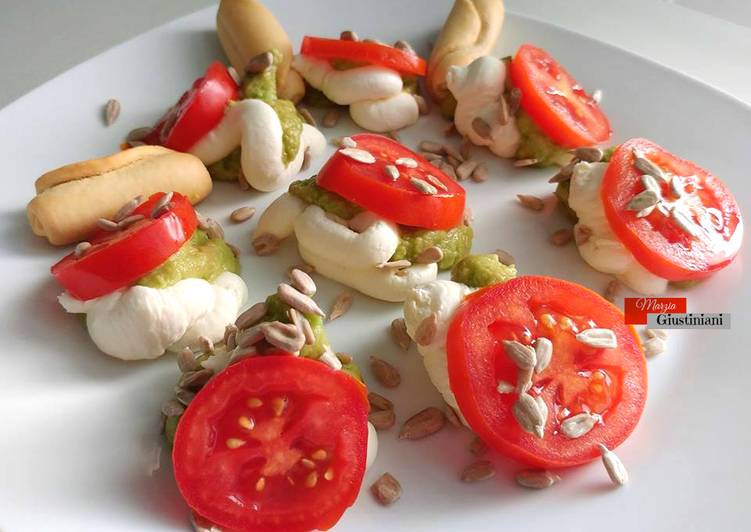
<box><xmin>293</xmin><ymin>34</ymin><xmax>427</xmax><ymax>132</ymax></box>
<box><xmin>141</xmin><ymin>57</ymin><xmax>325</xmax><ymax>191</ymax></box>
<box><xmin>447</xmin><ymin>45</ymin><xmax>611</xmax><ymax>166</ymax></box>
<box><xmin>254</xmin><ymin>134</ymin><xmax>472</xmax><ymax>301</ymax></box>
<box><xmin>26</xmin><ymin>146</ymin><xmax>211</xmax><ymax>245</ymax></box>
<box><xmin>161</xmin><ymin>275</ymin><xmax>378</xmax><ymax>532</ymax></box>
<box><xmin>404</xmin><ymin>262</ymin><xmax>647</xmax><ymax>469</ymax></box>
<box><xmin>52</xmin><ymin>192</ymin><xmax>247</xmax><ymax>360</ymax></box>
<box><xmin>555</xmin><ymin>138</ymin><xmax>743</xmax><ymax>293</ymax></box>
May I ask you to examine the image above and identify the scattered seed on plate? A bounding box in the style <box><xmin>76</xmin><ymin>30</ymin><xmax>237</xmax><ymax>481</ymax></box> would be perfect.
<box><xmin>370</xmin><ymin>356</ymin><xmax>401</xmax><ymax>388</ymax></box>
<box><xmin>461</xmin><ymin>460</ymin><xmax>495</xmax><ymax>483</ymax></box>
<box><xmin>443</xmin><ymin>122</ymin><xmax>456</xmax><ymax>137</ymax></box>
<box><xmin>574</xmin><ymin>224</ymin><xmax>593</xmax><ymax>245</ymax></box>
<box><xmin>517</xmin><ymin>194</ymin><xmax>544</xmax><ymax>211</ymax></box>
<box><xmin>390</xmin><ymin>318</ymin><xmax>411</xmax><ymax>351</ymax></box>
<box><xmin>515</xmin><ymin>469</ymin><xmax>561</xmax><ymax>489</ymax></box>
<box><xmin>440</xmin><ymin>161</ymin><xmax>458</xmax><ymax>180</ymax></box>
<box><xmin>514</xmin><ymin>158</ymin><xmax>539</xmax><ymax>167</ymax></box>
<box><xmin>230</xmin><ymin>206</ymin><xmax>255</xmax><ymax>223</ymax></box>
<box><xmin>126</xmin><ymin>126</ymin><xmax>152</xmax><ymax>142</ymax></box>
<box><xmin>456</xmin><ymin>160</ymin><xmax>478</xmax><ymax>181</ymax></box>
<box><xmin>469</xmin><ymin>436</ymin><xmax>488</xmax><ymax>457</ymax></box>
<box><xmin>298</xmin><ymin>107</ymin><xmax>316</xmax><ymax>127</ymax></box>
<box><xmin>368</xmin><ymin>391</ymin><xmax>393</xmax><ymax>412</ymax></box>
<box><xmin>471</xmin><ymin>117</ymin><xmax>492</xmax><ymax>138</ymax></box>
<box><xmin>549</xmin><ymin>228</ymin><xmax>573</xmax><ymax>246</ymax></box>
<box><xmin>399</xmin><ymin>407</ymin><xmax>446</xmax><ymax>440</ymax></box>
<box><xmin>104</xmin><ymin>98</ymin><xmax>121</xmax><ymax>126</ymax></box>
<box><xmin>371</xmin><ymin>473</ymin><xmax>402</xmax><ymax>506</ymax></box>
<box><xmin>321</xmin><ymin>109</ymin><xmax>340</xmax><ymax>127</ymax></box>
<box><xmin>252</xmin><ymin>233</ymin><xmax>280</xmax><ymax>256</ymax></box>
<box><xmin>419</xmin><ymin>140</ymin><xmax>444</xmax><ymax>154</ymax></box>
<box><xmin>470</xmin><ymin>163</ymin><xmax>488</xmax><ymax>182</ymax></box>
<box><xmin>369</xmin><ymin>408</ymin><xmax>396</xmax><ymax>431</ymax></box>
<box><xmin>459</xmin><ymin>137</ymin><xmax>472</xmax><ymax>160</ymax></box>
<box><xmin>328</xmin><ymin>291</ymin><xmax>353</xmax><ymax>322</ymax></box>
<box><xmin>643</xmin><ymin>336</ymin><xmax>666</xmax><ymax>358</ymax></box>
<box><xmin>340</xmin><ymin>147</ymin><xmax>376</xmax><ymax>163</ymax></box>
<box><xmin>598</xmin><ymin>443</ymin><xmax>629</xmax><ymax>486</ymax></box>
<box><xmin>604</xmin><ymin>279</ymin><xmax>620</xmax><ymax>302</ymax></box>
<box><xmin>445</xmin><ymin>404</ymin><xmax>462</xmax><ymax>427</ymax></box>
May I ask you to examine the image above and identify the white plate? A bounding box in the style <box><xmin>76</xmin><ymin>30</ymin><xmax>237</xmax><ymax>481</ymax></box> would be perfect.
<box><xmin>1</xmin><ymin>2</ymin><xmax>749</xmax><ymax>531</ymax></box>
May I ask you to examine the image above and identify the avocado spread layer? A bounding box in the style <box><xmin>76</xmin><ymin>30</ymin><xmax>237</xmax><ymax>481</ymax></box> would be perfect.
<box><xmin>514</xmin><ymin>111</ymin><xmax>573</xmax><ymax>167</ymax></box>
<box><xmin>137</xmin><ymin>229</ymin><xmax>239</xmax><ymax>289</ymax></box>
<box><xmin>451</xmin><ymin>254</ymin><xmax>517</xmax><ymax>288</ymax></box>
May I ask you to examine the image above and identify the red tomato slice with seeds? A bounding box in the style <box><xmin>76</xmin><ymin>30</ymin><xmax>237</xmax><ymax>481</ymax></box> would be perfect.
<box><xmin>447</xmin><ymin>276</ymin><xmax>647</xmax><ymax>468</ymax></box>
<box><xmin>172</xmin><ymin>355</ymin><xmax>369</xmax><ymax>532</ymax></box>
<box><xmin>300</xmin><ymin>36</ymin><xmax>427</xmax><ymax>76</ymax></box>
<box><xmin>510</xmin><ymin>44</ymin><xmax>611</xmax><ymax>148</ymax></box>
<box><xmin>316</xmin><ymin>134</ymin><xmax>466</xmax><ymax>229</ymax></box>
<box><xmin>51</xmin><ymin>192</ymin><xmax>197</xmax><ymax>301</ymax></box>
<box><xmin>144</xmin><ymin>61</ymin><xmax>239</xmax><ymax>152</ymax></box>
<box><xmin>602</xmin><ymin>138</ymin><xmax>743</xmax><ymax>281</ymax></box>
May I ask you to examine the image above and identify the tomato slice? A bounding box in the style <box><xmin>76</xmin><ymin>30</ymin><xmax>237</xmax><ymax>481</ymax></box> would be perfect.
<box><xmin>316</xmin><ymin>134</ymin><xmax>466</xmax><ymax>229</ymax></box>
<box><xmin>510</xmin><ymin>44</ymin><xmax>611</xmax><ymax>148</ymax></box>
<box><xmin>300</xmin><ymin>36</ymin><xmax>427</xmax><ymax>76</ymax></box>
<box><xmin>172</xmin><ymin>355</ymin><xmax>369</xmax><ymax>532</ymax></box>
<box><xmin>447</xmin><ymin>276</ymin><xmax>647</xmax><ymax>468</ymax></box>
<box><xmin>601</xmin><ymin>138</ymin><xmax>743</xmax><ymax>281</ymax></box>
<box><xmin>51</xmin><ymin>192</ymin><xmax>197</xmax><ymax>301</ymax></box>
<box><xmin>144</xmin><ymin>61</ymin><xmax>239</xmax><ymax>152</ymax></box>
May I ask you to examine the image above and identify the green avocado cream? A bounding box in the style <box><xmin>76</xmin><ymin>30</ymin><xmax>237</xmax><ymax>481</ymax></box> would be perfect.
<box><xmin>515</xmin><ymin>111</ymin><xmax>573</xmax><ymax>168</ymax></box>
<box><xmin>391</xmin><ymin>225</ymin><xmax>473</xmax><ymax>271</ymax></box>
<box><xmin>451</xmin><ymin>254</ymin><xmax>517</xmax><ymax>288</ymax></box>
<box><xmin>289</xmin><ymin>176</ymin><xmax>363</xmax><ymax>220</ymax></box>
<box><xmin>553</xmin><ymin>146</ymin><xmax>616</xmax><ymax>221</ymax></box>
<box><xmin>207</xmin><ymin>147</ymin><xmax>242</xmax><ymax>181</ymax></box>
<box><xmin>241</xmin><ymin>49</ymin><xmax>303</xmax><ymax>166</ymax></box>
<box><xmin>137</xmin><ymin>230</ymin><xmax>239</xmax><ymax>289</ymax></box>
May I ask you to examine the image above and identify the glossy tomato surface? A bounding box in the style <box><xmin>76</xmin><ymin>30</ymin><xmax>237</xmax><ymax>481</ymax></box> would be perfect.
<box><xmin>144</xmin><ymin>61</ymin><xmax>238</xmax><ymax>152</ymax></box>
<box><xmin>317</xmin><ymin>134</ymin><xmax>466</xmax><ymax>230</ymax></box>
<box><xmin>51</xmin><ymin>192</ymin><xmax>197</xmax><ymax>300</ymax></box>
<box><xmin>510</xmin><ymin>44</ymin><xmax>611</xmax><ymax>148</ymax></box>
<box><xmin>602</xmin><ymin>138</ymin><xmax>743</xmax><ymax>280</ymax></box>
<box><xmin>447</xmin><ymin>276</ymin><xmax>647</xmax><ymax>468</ymax></box>
<box><xmin>173</xmin><ymin>355</ymin><xmax>369</xmax><ymax>532</ymax></box>
<box><xmin>300</xmin><ymin>36</ymin><xmax>427</xmax><ymax>76</ymax></box>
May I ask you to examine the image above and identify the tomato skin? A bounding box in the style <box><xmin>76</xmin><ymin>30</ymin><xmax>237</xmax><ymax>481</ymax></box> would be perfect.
<box><xmin>300</xmin><ymin>36</ymin><xmax>427</xmax><ymax>76</ymax></box>
<box><xmin>602</xmin><ymin>138</ymin><xmax>743</xmax><ymax>281</ymax></box>
<box><xmin>173</xmin><ymin>355</ymin><xmax>369</xmax><ymax>532</ymax></box>
<box><xmin>144</xmin><ymin>61</ymin><xmax>239</xmax><ymax>152</ymax></box>
<box><xmin>510</xmin><ymin>44</ymin><xmax>611</xmax><ymax>148</ymax></box>
<box><xmin>316</xmin><ymin>134</ymin><xmax>466</xmax><ymax>230</ymax></box>
<box><xmin>50</xmin><ymin>193</ymin><xmax>197</xmax><ymax>300</ymax></box>
<box><xmin>447</xmin><ymin>276</ymin><xmax>647</xmax><ymax>468</ymax></box>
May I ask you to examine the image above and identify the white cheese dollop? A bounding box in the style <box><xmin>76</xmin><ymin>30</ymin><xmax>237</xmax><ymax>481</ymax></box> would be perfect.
<box><xmin>190</xmin><ymin>99</ymin><xmax>326</xmax><ymax>191</ymax></box>
<box><xmin>568</xmin><ymin>161</ymin><xmax>669</xmax><ymax>294</ymax></box>
<box><xmin>403</xmin><ymin>280</ymin><xmax>474</xmax><ymax>423</ymax></box>
<box><xmin>59</xmin><ymin>272</ymin><xmax>248</xmax><ymax>360</ymax></box>
<box><xmin>447</xmin><ymin>56</ymin><xmax>521</xmax><ymax>158</ymax></box>
<box><xmin>293</xmin><ymin>54</ymin><xmax>419</xmax><ymax>132</ymax></box>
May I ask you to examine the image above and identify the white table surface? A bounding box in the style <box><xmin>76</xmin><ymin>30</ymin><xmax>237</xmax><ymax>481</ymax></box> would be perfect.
<box><xmin>1</xmin><ymin>0</ymin><xmax>751</xmax><ymax>110</ymax></box>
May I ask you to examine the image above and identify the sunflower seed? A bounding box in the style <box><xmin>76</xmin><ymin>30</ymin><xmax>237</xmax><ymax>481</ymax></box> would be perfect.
<box><xmin>408</xmin><ymin>177</ymin><xmax>437</xmax><ymax>195</ymax></box>
<box><xmin>328</xmin><ymin>291</ymin><xmax>353</xmax><ymax>322</ymax></box>
<box><xmin>300</xmin><ymin>146</ymin><xmax>312</xmax><ymax>172</ymax></box>
<box><xmin>198</xmin><ymin>335</ymin><xmax>214</xmax><ymax>354</ymax></box>
<box><xmin>627</xmin><ymin>189</ymin><xmax>661</xmax><ymax>212</ymax></box>
<box><xmin>494</xmin><ymin>249</ymin><xmax>515</xmax><ymax>266</ymax></box>
<box><xmin>440</xmin><ymin>161</ymin><xmax>458</xmax><ymax>180</ymax></box>
<box><xmin>508</xmin><ymin>87</ymin><xmax>522</xmax><ymax>114</ymax></box>
<box><xmin>573</xmin><ymin>147</ymin><xmax>603</xmax><ymax>163</ymax></box>
<box><xmin>96</xmin><ymin>218</ymin><xmax>119</xmax><ymax>231</ymax></box>
<box><xmin>503</xmin><ymin>340</ymin><xmax>536</xmax><ymax>369</ymax></box>
<box><xmin>426</xmin><ymin>174</ymin><xmax>449</xmax><ymax>191</ymax></box>
<box><xmin>74</xmin><ymin>241</ymin><xmax>92</xmax><ymax>258</ymax></box>
<box><xmin>443</xmin><ymin>122</ymin><xmax>457</xmax><ymax>136</ymax></box>
<box><xmin>252</xmin><ymin>233</ymin><xmax>280</xmax><ymax>256</ymax></box>
<box><xmin>419</xmin><ymin>140</ymin><xmax>444</xmax><ymax>154</ymax></box>
<box><xmin>278</xmin><ymin>283</ymin><xmax>324</xmax><ymax>317</ymax></box>
<box><xmin>104</xmin><ymin>99</ymin><xmax>121</xmax><ymax>126</ymax></box>
<box><xmin>415</xmin><ymin>313</ymin><xmax>438</xmax><ymax>346</ymax></box>
<box><xmin>227</xmin><ymin>206</ymin><xmax>254</xmax><ymax>224</ymax></box>
<box><xmin>592</xmin><ymin>89</ymin><xmax>603</xmax><ymax>103</ymax></box>
<box><xmin>603</xmin><ymin>280</ymin><xmax>620</xmax><ymax>302</ymax></box>
<box><xmin>633</xmin><ymin>149</ymin><xmax>667</xmax><ymax>182</ymax></box>
<box><xmin>178</xmin><ymin>369</ymin><xmax>213</xmax><ymax>391</ymax></box>
<box><xmin>126</xmin><ymin>127</ymin><xmax>152</xmax><ymax>142</ymax></box>
<box><xmin>226</xmin><ymin>65</ymin><xmax>241</xmax><ymax>84</ymax></box>
<box><xmin>370</xmin><ymin>356</ymin><xmax>401</xmax><ymax>388</ymax></box>
<box><xmin>113</xmin><ymin>196</ymin><xmax>142</xmax><ymax>222</ymax></box>
<box><xmin>645</xmin><ymin>328</ymin><xmax>668</xmax><ymax>340</ymax></box>
<box><xmin>463</xmin><ymin>206</ymin><xmax>473</xmax><ymax>225</ymax></box>
<box><xmin>517</xmin><ymin>194</ymin><xmax>544</xmax><ymax>211</ymax></box>
<box><xmin>459</xmin><ymin>137</ymin><xmax>472</xmax><ymax>160</ymax></box>
<box><xmin>598</xmin><ymin>444</ymin><xmax>628</xmax><ymax>486</ymax></box>
<box><xmin>640</xmin><ymin>174</ymin><xmax>661</xmax><ymax>194</ymax></box>
<box><xmin>161</xmin><ymin>399</ymin><xmax>185</xmax><ymax>417</ymax></box>
<box><xmin>548</xmin><ymin>160</ymin><xmax>576</xmax><ymax>183</ymax></box>
<box><xmin>470</xmin><ymin>436</ymin><xmax>488</xmax><ymax>456</ymax></box>
<box><xmin>235</xmin><ymin>303</ymin><xmax>266</xmax><ymax>331</ymax></box>
<box><xmin>496</xmin><ymin>380</ymin><xmax>515</xmax><ymax>394</ymax></box>
<box><xmin>670</xmin><ymin>206</ymin><xmax>702</xmax><ymax>238</ymax></box>
<box><xmin>470</xmin><ymin>163</ymin><xmax>488</xmax><ymax>182</ymax></box>
<box><xmin>576</xmin><ymin>328</ymin><xmax>617</xmax><ymax>349</ymax></box>
<box><xmin>223</xmin><ymin>323</ymin><xmax>238</xmax><ymax>345</ymax></box>
<box><xmin>447</xmin><ymin>155</ymin><xmax>461</xmax><ymax>169</ymax></box>
<box><xmin>368</xmin><ymin>392</ymin><xmax>393</xmax><ymax>412</ymax></box>
<box><xmin>513</xmin><ymin>393</ymin><xmax>545</xmax><ymax>437</ymax></box>
<box><xmin>264</xmin><ymin>321</ymin><xmax>305</xmax><ymax>353</ymax></box>
<box><xmin>514</xmin><ymin>158</ymin><xmax>539</xmax><ymax>167</ymax></box>
<box><xmin>561</xmin><ymin>412</ymin><xmax>597</xmax><ymax>438</ymax></box>
<box><xmin>390</xmin><ymin>318</ymin><xmax>411</xmax><ymax>351</ymax></box>
<box><xmin>574</xmin><ymin>224</ymin><xmax>593</xmax><ymax>245</ymax></box>
<box><xmin>415</xmin><ymin>246</ymin><xmax>443</xmax><ymax>265</ymax></box>
<box><xmin>300</xmin><ymin>314</ymin><xmax>316</xmax><ymax>345</ymax></box>
<box><xmin>321</xmin><ymin>109</ymin><xmax>340</xmax><ymax>128</ymax></box>
<box><xmin>394</xmin><ymin>39</ymin><xmax>415</xmax><ymax>54</ymax></box>
<box><xmin>340</xmin><ymin>147</ymin><xmax>375</xmax><ymax>163</ymax></box>
<box><xmin>238</xmin><ymin>170</ymin><xmax>250</xmax><ymax>190</ymax></box>
<box><xmin>445</xmin><ymin>404</ymin><xmax>462</xmax><ymax>427</ymax></box>
<box><xmin>536</xmin><ymin>395</ymin><xmax>549</xmax><ymax>428</ymax></box>
<box><xmin>534</xmin><ymin>337</ymin><xmax>553</xmax><ymax>373</ymax></box>
<box><xmin>549</xmin><ymin>228</ymin><xmax>573</xmax><ymax>246</ymax></box>
<box><xmin>461</xmin><ymin>460</ymin><xmax>495</xmax><ymax>482</ymax></box>
<box><xmin>387</xmin><ymin>130</ymin><xmax>401</xmax><ymax>142</ymax></box>
<box><xmin>340</xmin><ymin>29</ymin><xmax>359</xmax><ymax>41</ymax></box>
<box><xmin>371</xmin><ymin>473</ymin><xmax>402</xmax><ymax>506</ymax></box>
<box><xmin>245</xmin><ymin>51</ymin><xmax>273</xmax><ymax>74</ymax></box>
<box><xmin>319</xmin><ymin>347</ymin><xmax>343</xmax><ymax>369</ymax></box>
<box><xmin>413</xmin><ymin>94</ymin><xmax>429</xmax><ymax>115</ymax></box>
<box><xmin>286</xmin><ymin>269</ymin><xmax>315</xmax><ymax>298</ymax></box>
<box><xmin>643</xmin><ymin>336</ymin><xmax>666</xmax><ymax>358</ymax></box>
<box><xmin>635</xmin><ymin>205</ymin><xmax>655</xmax><ymax>218</ymax></box>
<box><xmin>515</xmin><ymin>469</ymin><xmax>561</xmax><ymax>489</ymax></box>
<box><xmin>175</xmin><ymin>388</ymin><xmax>195</xmax><ymax>406</ymax></box>
<box><xmin>376</xmin><ymin>259</ymin><xmax>411</xmax><ymax>270</ymax></box>
<box><xmin>471</xmin><ymin>117</ymin><xmax>492</xmax><ymax>138</ymax></box>
<box><xmin>383</xmin><ymin>164</ymin><xmax>400</xmax><ymax>181</ymax></box>
<box><xmin>516</xmin><ymin>366</ymin><xmax>534</xmax><ymax>394</ymax></box>
<box><xmin>117</xmin><ymin>214</ymin><xmax>144</xmax><ymax>229</ymax></box>
<box><xmin>177</xmin><ymin>347</ymin><xmax>199</xmax><ymax>372</ymax></box>
<box><xmin>399</xmin><ymin>407</ymin><xmax>445</xmax><ymax>440</ymax></box>
<box><xmin>455</xmin><ymin>160</ymin><xmax>478</xmax><ymax>181</ymax></box>
<box><xmin>369</xmin><ymin>408</ymin><xmax>396</xmax><ymax>431</ymax></box>
<box><xmin>236</xmin><ymin>324</ymin><xmax>267</xmax><ymax>348</ymax></box>
<box><xmin>298</xmin><ymin>107</ymin><xmax>316</xmax><ymax>127</ymax></box>
<box><xmin>395</xmin><ymin>157</ymin><xmax>418</xmax><ymax>169</ymax></box>
<box><xmin>150</xmin><ymin>191</ymin><xmax>173</xmax><ymax>218</ymax></box>
<box><xmin>496</xmin><ymin>94</ymin><xmax>510</xmax><ymax>125</ymax></box>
